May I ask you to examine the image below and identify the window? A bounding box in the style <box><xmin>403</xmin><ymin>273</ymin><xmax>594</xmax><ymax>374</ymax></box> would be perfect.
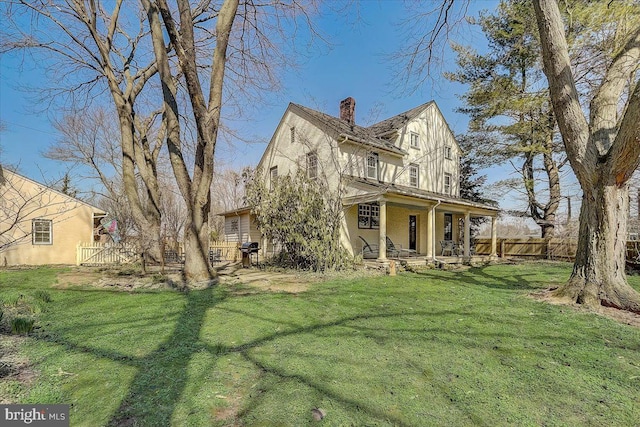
<box><xmin>410</xmin><ymin>132</ymin><xmax>420</xmax><ymax>148</ymax></box>
<box><xmin>358</xmin><ymin>203</ymin><xmax>380</xmax><ymax>229</ymax></box>
<box><xmin>366</xmin><ymin>152</ymin><xmax>379</xmax><ymax>180</ymax></box>
<box><xmin>290</xmin><ymin>126</ymin><xmax>296</xmax><ymax>144</ymax></box>
<box><xmin>444</xmin><ymin>145</ymin><xmax>452</xmax><ymax>160</ymax></box>
<box><xmin>306</xmin><ymin>151</ymin><xmax>318</xmax><ymax>180</ymax></box>
<box><xmin>32</xmin><ymin>219</ymin><xmax>52</xmax><ymax>245</ymax></box>
<box><xmin>444</xmin><ymin>173</ymin><xmax>452</xmax><ymax>195</ymax></box>
<box><xmin>270</xmin><ymin>166</ymin><xmax>278</xmax><ymax>190</ymax></box>
<box><xmin>409</xmin><ymin>164</ymin><xmax>419</xmax><ymax>187</ymax></box>
<box><xmin>230</xmin><ymin>219</ymin><xmax>239</xmax><ymax>232</ymax></box>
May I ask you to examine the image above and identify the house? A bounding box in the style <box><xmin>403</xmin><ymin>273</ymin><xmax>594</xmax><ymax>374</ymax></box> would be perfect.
<box><xmin>0</xmin><ymin>167</ymin><xmax>108</xmax><ymax>265</ymax></box>
<box><xmin>220</xmin><ymin>97</ymin><xmax>499</xmax><ymax>262</ymax></box>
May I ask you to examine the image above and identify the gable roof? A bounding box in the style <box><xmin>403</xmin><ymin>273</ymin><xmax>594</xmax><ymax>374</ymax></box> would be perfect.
<box><xmin>367</xmin><ymin>101</ymin><xmax>434</xmax><ymax>136</ymax></box>
<box><xmin>0</xmin><ymin>167</ymin><xmax>106</xmax><ymax>212</ymax></box>
<box><xmin>291</xmin><ymin>103</ymin><xmax>407</xmax><ymax>156</ymax></box>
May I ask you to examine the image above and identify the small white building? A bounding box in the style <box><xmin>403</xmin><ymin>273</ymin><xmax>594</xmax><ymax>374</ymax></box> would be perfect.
<box><xmin>221</xmin><ymin>98</ymin><xmax>499</xmax><ymax>261</ymax></box>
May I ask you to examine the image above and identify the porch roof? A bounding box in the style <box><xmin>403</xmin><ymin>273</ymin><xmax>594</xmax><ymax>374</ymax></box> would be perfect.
<box><xmin>342</xmin><ymin>177</ymin><xmax>500</xmax><ymax>216</ymax></box>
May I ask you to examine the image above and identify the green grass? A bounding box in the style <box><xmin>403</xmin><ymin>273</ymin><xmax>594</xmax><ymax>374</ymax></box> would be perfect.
<box><xmin>1</xmin><ymin>263</ymin><xmax>639</xmax><ymax>426</ymax></box>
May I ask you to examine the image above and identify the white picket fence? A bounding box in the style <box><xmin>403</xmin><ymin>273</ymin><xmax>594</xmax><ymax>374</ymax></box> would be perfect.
<box><xmin>76</xmin><ymin>242</ymin><xmax>138</xmax><ymax>266</ymax></box>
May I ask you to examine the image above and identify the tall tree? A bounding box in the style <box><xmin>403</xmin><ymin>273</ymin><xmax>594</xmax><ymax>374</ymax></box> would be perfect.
<box><xmin>447</xmin><ymin>0</ymin><xmax>563</xmax><ymax>238</ymax></box>
<box><xmin>142</xmin><ymin>0</ymin><xmax>325</xmax><ymax>282</ymax></box>
<box><xmin>533</xmin><ymin>0</ymin><xmax>640</xmax><ymax>312</ymax></box>
<box><xmin>2</xmin><ymin>1</ymin><xmax>165</xmax><ymax>263</ymax></box>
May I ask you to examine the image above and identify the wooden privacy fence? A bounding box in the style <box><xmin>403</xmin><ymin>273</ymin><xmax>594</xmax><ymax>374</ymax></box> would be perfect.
<box><xmin>474</xmin><ymin>237</ymin><xmax>640</xmax><ymax>261</ymax></box>
<box><xmin>209</xmin><ymin>241</ymin><xmax>240</xmax><ymax>263</ymax></box>
<box><xmin>77</xmin><ymin>242</ymin><xmax>138</xmax><ymax>266</ymax></box>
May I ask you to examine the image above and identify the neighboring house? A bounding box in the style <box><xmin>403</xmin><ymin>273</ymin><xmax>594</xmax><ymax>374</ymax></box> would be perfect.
<box><xmin>0</xmin><ymin>167</ymin><xmax>108</xmax><ymax>265</ymax></box>
<box><xmin>221</xmin><ymin>97</ymin><xmax>499</xmax><ymax>261</ymax></box>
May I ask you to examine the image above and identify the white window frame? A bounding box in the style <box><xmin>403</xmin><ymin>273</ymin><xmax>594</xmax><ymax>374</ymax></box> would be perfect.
<box><xmin>445</xmin><ymin>145</ymin><xmax>452</xmax><ymax>160</ymax></box>
<box><xmin>410</xmin><ymin>132</ymin><xmax>420</xmax><ymax>148</ymax></box>
<box><xmin>306</xmin><ymin>151</ymin><xmax>318</xmax><ymax>180</ymax></box>
<box><xmin>358</xmin><ymin>203</ymin><xmax>380</xmax><ymax>229</ymax></box>
<box><xmin>366</xmin><ymin>152</ymin><xmax>379</xmax><ymax>180</ymax></box>
<box><xmin>409</xmin><ymin>164</ymin><xmax>419</xmax><ymax>188</ymax></box>
<box><xmin>444</xmin><ymin>173</ymin><xmax>452</xmax><ymax>195</ymax></box>
<box><xmin>32</xmin><ymin>219</ymin><xmax>52</xmax><ymax>245</ymax></box>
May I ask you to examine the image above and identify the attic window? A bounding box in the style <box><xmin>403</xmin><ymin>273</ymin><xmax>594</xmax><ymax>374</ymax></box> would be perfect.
<box><xmin>290</xmin><ymin>127</ymin><xmax>296</xmax><ymax>144</ymax></box>
<box><xmin>32</xmin><ymin>219</ymin><xmax>52</xmax><ymax>245</ymax></box>
<box><xmin>410</xmin><ymin>132</ymin><xmax>419</xmax><ymax>148</ymax></box>
<box><xmin>445</xmin><ymin>145</ymin><xmax>452</xmax><ymax>160</ymax></box>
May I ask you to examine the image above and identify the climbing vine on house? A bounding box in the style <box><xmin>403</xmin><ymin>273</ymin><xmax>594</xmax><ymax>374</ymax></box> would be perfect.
<box><xmin>244</xmin><ymin>169</ymin><xmax>349</xmax><ymax>271</ymax></box>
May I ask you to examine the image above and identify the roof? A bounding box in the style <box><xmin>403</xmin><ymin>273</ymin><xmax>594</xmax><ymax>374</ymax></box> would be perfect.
<box><xmin>345</xmin><ymin>176</ymin><xmax>500</xmax><ymax>213</ymax></box>
<box><xmin>0</xmin><ymin>167</ymin><xmax>106</xmax><ymax>212</ymax></box>
<box><xmin>291</xmin><ymin>103</ymin><xmax>408</xmax><ymax>156</ymax></box>
<box><xmin>367</xmin><ymin>102</ymin><xmax>434</xmax><ymax>136</ymax></box>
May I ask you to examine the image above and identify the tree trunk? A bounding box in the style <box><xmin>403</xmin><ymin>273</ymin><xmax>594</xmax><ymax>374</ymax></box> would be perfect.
<box><xmin>553</xmin><ymin>180</ymin><xmax>640</xmax><ymax>313</ymax></box>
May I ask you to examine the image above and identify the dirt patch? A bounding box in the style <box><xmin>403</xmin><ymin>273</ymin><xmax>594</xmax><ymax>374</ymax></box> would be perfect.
<box><xmin>217</xmin><ymin>265</ymin><xmax>317</xmax><ymax>294</ymax></box>
<box><xmin>532</xmin><ymin>288</ymin><xmax>640</xmax><ymax>328</ymax></box>
<box><xmin>54</xmin><ymin>267</ymin><xmax>184</xmax><ymax>291</ymax></box>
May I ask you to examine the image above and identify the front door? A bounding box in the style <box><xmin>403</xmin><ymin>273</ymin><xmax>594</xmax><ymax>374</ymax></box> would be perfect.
<box><xmin>409</xmin><ymin>215</ymin><xmax>417</xmax><ymax>250</ymax></box>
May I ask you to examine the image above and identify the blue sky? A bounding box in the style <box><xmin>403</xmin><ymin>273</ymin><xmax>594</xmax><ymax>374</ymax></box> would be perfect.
<box><xmin>2</xmin><ymin>0</ymin><xmax>574</xmax><ymax>222</ymax></box>
<box><xmin>1</xmin><ymin>1</ymin><xmax>493</xmax><ymax>179</ymax></box>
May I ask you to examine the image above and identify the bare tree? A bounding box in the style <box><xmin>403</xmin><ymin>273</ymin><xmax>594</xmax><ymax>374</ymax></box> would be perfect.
<box><xmin>2</xmin><ymin>1</ymin><xmax>165</xmax><ymax>263</ymax></box>
<box><xmin>142</xmin><ymin>0</ymin><xmax>326</xmax><ymax>282</ymax></box>
<box><xmin>533</xmin><ymin>0</ymin><xmax>640</xmax><ymax>312</ymax></box>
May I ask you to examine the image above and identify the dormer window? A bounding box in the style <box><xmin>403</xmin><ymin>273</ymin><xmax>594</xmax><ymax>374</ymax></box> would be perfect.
<box><xmin>366</xmin><ymin>153</ymin><xmax>379</xmax><ymax>180</ymax></box>
<box><xmin>410</xmin><ymin>132</ymin><xmax>420</xmax><ymax>148</ymax></box>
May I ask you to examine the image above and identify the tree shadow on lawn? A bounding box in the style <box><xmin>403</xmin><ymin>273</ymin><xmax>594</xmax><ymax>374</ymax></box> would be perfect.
<box><xmin>413</xmin><ymin>263</ymin><xmax>564</xmax><ymax>291</ymax></box>
<box><xmin>35</xmin><ymin>267</ymin><xmax>613</xmax><ymax>426</ymax></box>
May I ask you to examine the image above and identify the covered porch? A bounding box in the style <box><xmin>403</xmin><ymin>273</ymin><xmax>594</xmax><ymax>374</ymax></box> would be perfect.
<box><xmin>342</xmin><ymin>188</ymin><xmax>499</xmax><ymax>264</ymax></box>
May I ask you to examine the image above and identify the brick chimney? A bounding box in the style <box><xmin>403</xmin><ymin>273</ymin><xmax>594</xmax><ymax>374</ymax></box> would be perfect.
<box><xmin>339</xmin><ymin>97</ymin><xmax>356</xmax><ymax>124</ymax></box>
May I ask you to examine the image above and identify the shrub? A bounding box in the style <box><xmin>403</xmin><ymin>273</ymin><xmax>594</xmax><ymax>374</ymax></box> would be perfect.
<box><xmin>34</xmin><ymin>290</ymin><xmax>52</xmax><ymax>303</ymax></box>
<box><xmin>11</xmin><ymin>317</ymin><xmax>35</xmax><ymax>335</ymax></box>
<box><xmin>245</xmin><ymin>168</ymin><xmax>351</xmax><ymax>271</ymax></box>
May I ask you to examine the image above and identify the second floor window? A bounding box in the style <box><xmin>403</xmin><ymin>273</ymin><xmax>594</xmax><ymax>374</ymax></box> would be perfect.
<box><xmin>270</xmin><ymin>166</ymin><xmax>278</xmax><ymax>190</ymax></box>
<box><xmin>307</xmin><ymin>152</ymin><xmax>318</xmax><ymax>180</ymax></box>
<box><xmin>366</xmin><ymin>152</ymin><xmax>379</xmax><ymax>180</ymax></box>
<box><xmin>409</xmin><ymin>164</ymin><xmax>419</xmax><ymax>187</ymax></box>
<box><xmin>444</xmin><ymin>173</ymin><xmax>452</xmax><ymax>195</ymax></box>
<box><xmin>410</xmin><ymin>132</ymin><xmax>419</xmax><ymax>148</ymax></box>
<box><xmin>32</xmin><ymin>219</ymin><xmax>52</xmax><ymax>245</ymax></box>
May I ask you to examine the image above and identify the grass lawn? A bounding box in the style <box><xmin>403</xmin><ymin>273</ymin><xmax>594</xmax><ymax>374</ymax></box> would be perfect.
<box><xmin>1</xmin><ymin>262</ymin><xmax>639</xmax><ymax>426</ymax></box>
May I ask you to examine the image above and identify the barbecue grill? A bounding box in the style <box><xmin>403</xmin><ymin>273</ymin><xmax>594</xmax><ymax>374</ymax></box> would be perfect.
<box><xmin>239</xmin><ymin>242</ymin><xmax>260</xmax><ymax>267</ymax></box>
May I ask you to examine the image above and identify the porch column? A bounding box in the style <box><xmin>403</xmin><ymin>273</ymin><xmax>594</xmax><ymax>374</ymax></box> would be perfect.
<box><xmin>463</xmin><ymin>211</ymin><xmax>471</xmax><ymax>259</ymax></box>
<box><xmin>378</xmin><ymin>199</ymin><xmax>387</xmax><ymax>260</ymax></box>
<box><xmin>426</xmin><ymin>206</ymin><xmax>434</xmax><ymax>258</ymax></box>
<box><xmin>491</xmin><ymin>216</ymin><xmax>498</xmax><ymax>257</ymax></box>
